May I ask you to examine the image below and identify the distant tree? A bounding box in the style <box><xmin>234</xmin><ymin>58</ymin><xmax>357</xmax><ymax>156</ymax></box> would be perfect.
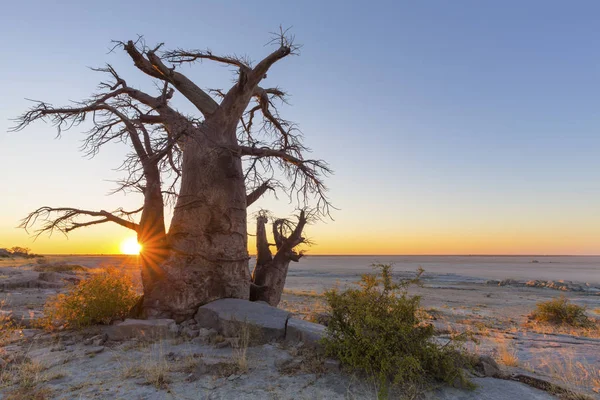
<box><xmin>9</xmin><ymin>247</ymin><xmax>30</xmax><ymax>256</ymax></box>
<box><xmin>13</xmin><ymin>30</ymin><xmax>331</xmax><ymax>320</ymax></box>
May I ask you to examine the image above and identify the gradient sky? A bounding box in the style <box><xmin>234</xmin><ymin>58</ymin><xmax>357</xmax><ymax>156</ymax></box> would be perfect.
<box><xmin>1</xmin><ymin>1</ymin><xmax>599</xmax><ymax>255</ymax></box>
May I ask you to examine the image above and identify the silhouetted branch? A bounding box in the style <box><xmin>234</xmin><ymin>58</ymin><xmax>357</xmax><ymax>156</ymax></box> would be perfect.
<box><xmin>20</xmin><ymin>206</ymin><xmax>140</xmax><ymax>238</ymax></box>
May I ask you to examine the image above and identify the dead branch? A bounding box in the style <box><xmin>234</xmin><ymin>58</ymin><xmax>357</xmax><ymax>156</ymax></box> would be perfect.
<box><xmin>20</xmin><ymin>206</ymin><xmax>141</xmax><ymax>238</ymax></box>
<box><xmin>122</xmin><ymin>40</ymin><xmax>219</xmax><ymax>116</ymax></box>
<box><xmin>238</xmin><ymin>145</ymin><xmax>332</xmax><ymax>215</ymax></box>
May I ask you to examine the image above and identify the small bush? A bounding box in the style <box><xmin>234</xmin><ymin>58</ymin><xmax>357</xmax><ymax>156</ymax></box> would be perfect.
<box><xmin>531</xmin><ymin>296</ymin><xmax>594</xmax><ymax>327</ymax></box>
<box><xmin>323</xmin><ymin>265</ymin><xmax>472</xmax><ymax>398</ymax></box>
<box><xmin>40</xmin><ymin>268</ymin><xmax>139</xmax><ymax>330</ymax></box>
<box><xmin>0</xmin><ymin>301</ymin><xmax>21</xmax><ymax>346</ymax></box>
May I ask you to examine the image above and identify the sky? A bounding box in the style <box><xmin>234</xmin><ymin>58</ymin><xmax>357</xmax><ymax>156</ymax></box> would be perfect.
<box><xmin>1</xmin><ymin>0</ymin><xmax>599</xmax><ymax>255</ymax></box>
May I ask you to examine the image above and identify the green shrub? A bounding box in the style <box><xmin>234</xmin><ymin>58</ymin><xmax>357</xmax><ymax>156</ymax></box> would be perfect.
<box><xmin>323</xmin><ymin>264</ymin><xmax>472</xmax><ymax>398</ymax></box>
<box><xmin>531</xmin><ymin>296</ymin><xmax>593</xmax><ymax>327</ymax></box>
<box><xmin>40</xmin><ymin>268</ymin><xmax>139</xmax><ymax>330</ymax></box>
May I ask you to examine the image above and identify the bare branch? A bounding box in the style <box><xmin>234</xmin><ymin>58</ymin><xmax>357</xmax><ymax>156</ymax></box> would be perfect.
<box><xmin>20</xmin><ymin>206</ymin><xmax>140</xmax><ymax>238</ymax></box>
<box><xmin>164</xmin><ymin>49</ymin><xmax>252</xmax><ymax>72</ymax></box>
<box><xmin>246</xmin><ymin>181</ymin><xmax>273</xmax><ymax>207</ymax></box>
<box><xmin>239</xmin><ymin>145</ymin><xmax>332</xmax><ymax>215</ymax></box>
<box><xmin>249</xmin><ymin>27</ymin><xmax>299</xmax><ymax>85</ymax></box>
<box><xmin>122</xmin><ymin>40</ymin><xmax>219</xmax><ymax>116</ymax></box>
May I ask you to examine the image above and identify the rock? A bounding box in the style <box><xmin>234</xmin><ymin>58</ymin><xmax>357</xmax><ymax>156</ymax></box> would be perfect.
<box><xmin>84</xmin><ymin>346</ymin><xmax>105</xmax><ymax>355</ymax></box>
<box><xmin>193</xmin><ymin>357</ymin><xmax>238</xmax><ymax>377</ymax></box>
<box><xmin>181</xmin><ymin>327</ymin><xmax>200</xmax><ymax>338</ymax></box>
<box><xmin>180</xmin><ymin>319</ymin><xmax>197</xmax><ymax>328</ymax></box>
<box><xmin>526</xmin><ymin>280</ymin><xmax>543</xmax><ymax>288</ymax></box>
<box><xmin>498</xmin><ymin>279</ymin><xmax>522</xmax><ymax>287</ymax></box>
<box><xmin>50</xmin><ymin>344</ymin><xmax>66</xmax><ymax>352</ymax></box>
<box><xmin>274</xmin><ymin>352</ymin><xmax>294</xmax><ymax>369</ymax></box>
<box><xmin>275</xmin><ymin>353</ymin><xmax>301</xmax><ymax>371</ymax></box>
<box><xmin>200</xmin><ymin>380</ymin><xmax>217</xmax><ymax>390</ymax></box>
<box><xmin>168</xmin><ymin>323</ymin><xmax>180</xmax><ymax>335</ymax></box>
<box><xmin>198</xmin><ymin>328</ymin><xmax>218</xmax><ymax>341</ymax></box>
<box><xmin>0</xmin><ymin>358</ymin><xmax>6</xmax><ymax>368</ymax></box>
<box><xmin>195</xmin><ymin>299</ymin><xmax>291</xmax><ymax>344</ymax></box>
<box><xmin>285</xmin><ymin>318</ymin><xmax>326</xmax><ymax>348</ymax></box>
<box><xmin>475</xmin><ymin>355</ymin><xmax>502</xmax><ymax>377</ymax></box>
<box><xmin>323</xmin><ymin>358</ymin><xmax>341</xmax><ymax>372</ymax></box>
<box><xmin>83</xmin><ymin>334</ymin><xmax>107</xmax><ymax>346</ymax></box>
<box><xmin>93</xmin><ymin>333</ymin><xmax>108</xmax><ymax>346</ymax></box>
<box><xmin>20</xmin><ymin>329</ymin><xmax>42</xmax><ymax>338</ymax></box>
<box><xmin>105</xmin><ymin>319</ymin><xmax>177</xmax><ymax>341</ymax></box>
<box><xmin>486</xmin><ymin>280</ymin><xmax>500</xmax><ymax>285</ymax></box>
<box><xmin>425</xmin><ymin>377</ymin><xmax>555</xmax><ymax>399</ymax></box>
<box><xmin>38</xmin><ymin>272</ymin><xmax>61</xmax><ymax>282</ymax></box>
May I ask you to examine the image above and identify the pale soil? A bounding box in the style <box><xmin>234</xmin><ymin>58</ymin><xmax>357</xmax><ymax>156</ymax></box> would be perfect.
<box><xmin>1</xmin><ymin>255</ymin><xmax>598</xmax><ymax>399</ymax></box>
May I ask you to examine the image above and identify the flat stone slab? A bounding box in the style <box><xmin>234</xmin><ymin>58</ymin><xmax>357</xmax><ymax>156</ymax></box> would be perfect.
<box><xmin>425</xmin><ymin>377</ymin><xmax>555</xmax><ymax>399</ymax></box>
<box><xmin>195</xmin><ymin>299</ymin><xmax>291</xmax><ymax>344</ymax></box>
<box><xmin>106</xmin><ymin>318</ymin><xmax>177</xmax><ymax>341</ymax></box>
<box><xmin>285</xmin><ymin>318</ymin><xmax>326</xmax><ymax>347</ymax></box>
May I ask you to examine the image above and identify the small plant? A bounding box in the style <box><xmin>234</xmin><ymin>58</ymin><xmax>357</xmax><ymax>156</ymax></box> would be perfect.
<box><xmin>0</xmin><ymin>301</ymin><xmax>22</xmax><ymax>346</ymax></box>
<box><xmin>40</xmin><ymin>268</ymin><xmax>139</xmax><ymax>330</ymax></box>
<box><xmin>323</xmin><ymin>265</ymin><xmax>472</xmax><ymax>398</ymax></box>
<box><xmin>231</xmin><ymin>323</ymin><xmax>250</xmax><ymax>374</ymax></box>
<box><xmin>496</xmin><ymin>339</ymin><xmax>519</xmax><ymax>367</ymax></box>
<box><xmin>531</xmin><ymin>296</ymin><xmax>594</xmax><ymax>328</ymax></box>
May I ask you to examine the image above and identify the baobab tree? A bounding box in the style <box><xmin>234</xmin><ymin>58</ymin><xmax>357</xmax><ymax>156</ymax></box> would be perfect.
<box><xmin>13</xmin><ymin>31</ymin><xmax>331</xmax><ymax>321</ymax></box>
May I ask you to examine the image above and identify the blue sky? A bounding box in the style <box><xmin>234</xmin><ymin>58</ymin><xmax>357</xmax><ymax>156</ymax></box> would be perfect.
<box><xmin>1</xmin><ymin>1</ymin><xmax>599</xmax><ymax>254</ymax></box>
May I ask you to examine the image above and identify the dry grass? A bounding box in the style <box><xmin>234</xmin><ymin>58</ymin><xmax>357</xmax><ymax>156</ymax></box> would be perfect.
<box><xmin>118</xmin><ymin>353</ymin><xmax>171</xmax><ymax>388</ymax></box>
<box><xmin>279</xmin><ymin>346</ymin><xmax>327</xmax><ymax>376</ymax></box>
<box><xmin>530</xmin><ymin>350</ymin><xmax>600</xmax><ymax>396</ymax></box>
<box><xmin>4</xmin><ymin>386</ymin><xmax>53</xmax><ymax>400</ymax></box>
<box><xmin>524</xmin><ymin>319</ymin><xmax>600</xmax><ymax>339</ymax></box>
<box><xmin>231</xmin><ymin>323</ymin><xmax>250</xmax><ymax>374</ymax></box>
<box><xmin>142</xmin><ymin>358</ymin><xmax>171</xmax><ymax>389</ymax></box>
<box><xmin>283</xmin><ymin>289</ymin><xmax>323</xmax><ymax>297</ymax></box>
<box><xmin>32</xmin><ymin>264</ymin><xmax>85</xmax><ymax>273</ymax></box>
<box><xmin>115</xmin><ymin>344</ymin><xmax>173</xmax><ymax>389</ymax></box>
<box><xmin>171</xmin><ymin>354</ymin><xmax>202</xmax><ymax>375</ymax></box>
<box><xmin>116</xmin><ymin>342</ymin><xmax>203</xmax><ymax>388</ymax></box>
<box><xmin>494</xmin><ymin>337</ymin><xmax>519</xmax><ymax>367</ymax></box>
<box><xmin>0</xmin><ymin>358</ymin><xmax>62</xmax><ymax>393</ymax></box>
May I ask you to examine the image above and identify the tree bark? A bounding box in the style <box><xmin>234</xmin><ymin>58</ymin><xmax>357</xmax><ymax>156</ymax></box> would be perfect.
<box><xmin>250</xmin><ymin>211</ymin><xmax>306</xmax><ymax>306</ymax></box>
<box><xmin>141</xmin><ymin>119</ymin><xmax>250</xmax><ymax>321</ymax></box>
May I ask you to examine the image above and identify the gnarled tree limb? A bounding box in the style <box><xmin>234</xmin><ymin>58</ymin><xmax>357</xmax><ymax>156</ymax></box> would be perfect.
<box><xmin>123</xmin><ymin>41</ymin><xmax>219</xmax><ymax>116</ymax></box>
<box><xmin>20</xmin><ymin>206</ymin><xmax>140</xmax><ymax>238</ymax></box>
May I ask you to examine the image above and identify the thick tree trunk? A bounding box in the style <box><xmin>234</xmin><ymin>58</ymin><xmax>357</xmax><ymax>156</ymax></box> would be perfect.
<box><xmin>250</xmin><ymin>212</ymin><xmax>306</xmax><ymax>306</ymax></box>
<box><xmin>141</xmin><ymin>120</ymin><xmax>251</xmax><ymax>321</ymax></box>
<box><xmin>137</xmin><ymin>164</ymin><xmax>170</xmax><ymax>314</ymax></box>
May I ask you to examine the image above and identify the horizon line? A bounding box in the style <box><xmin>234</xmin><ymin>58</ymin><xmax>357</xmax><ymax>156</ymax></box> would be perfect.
<box><xmin>34</xmin><ymin>253</ymin><xmax>600</xmax><ymax>257</ymax></box>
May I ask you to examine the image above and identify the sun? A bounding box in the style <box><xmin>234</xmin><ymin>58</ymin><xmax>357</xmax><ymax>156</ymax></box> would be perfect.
<box><xmin>120</xmin><ymin>237</ymin><xmax>142</xmax><ymax>255</ymax></box>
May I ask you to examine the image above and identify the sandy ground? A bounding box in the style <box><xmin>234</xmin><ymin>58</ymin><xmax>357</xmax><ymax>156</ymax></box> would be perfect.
<box><xmin>1</xmin><ymin>255</ymin><xmax>599</xmax><ymax>399</ymax></box>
